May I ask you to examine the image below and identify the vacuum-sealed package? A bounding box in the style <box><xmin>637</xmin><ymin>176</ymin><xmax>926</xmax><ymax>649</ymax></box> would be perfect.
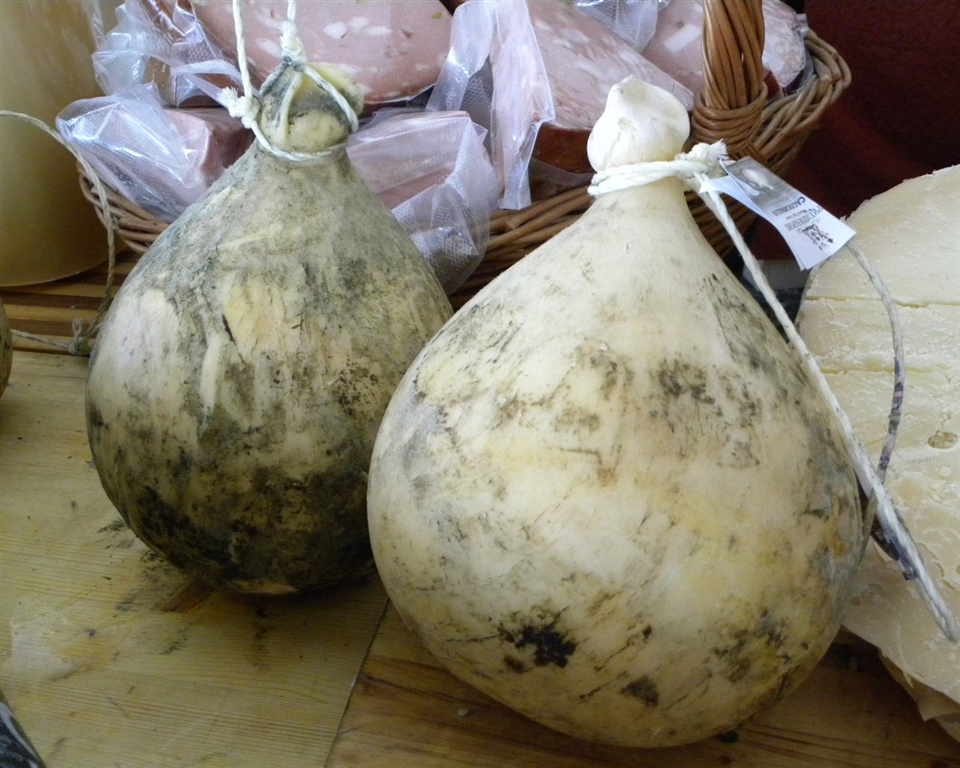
<box><xmin>430</xmin><ymin>0</ymin><xmax>691</xmax><ymax>207</ymax></box>
<box><xmin>348</xmin><ymin>110</ymin><xmax>499</xmax><ymax>292</ymax></box>
<box><xmin>573</xmin><ymin>0</ymin><xmax>662</xmax><ymax>51</ymax></box>
<box><xmin>57</xmin><ymin>83</ymin><xmax>251</xmax><ymax>222</ymax></box>
<box><xmin>92</xmin><ymin>0</ymin><xmax>241</xmax><ymax>107</ymax></box>
<box><xmin>643</xmin><ymin>0</ymin><xmax>809</xmax><ymax>98</ymax></box>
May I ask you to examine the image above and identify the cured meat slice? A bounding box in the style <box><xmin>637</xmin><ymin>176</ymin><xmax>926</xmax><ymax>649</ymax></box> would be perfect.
<box><xmin>443</xmin><ymin>0</ymin><xmax>691</xmax><ymax>175</ymax></box>
<box><xmin>192</xmin><ymin>0</ymin><xmax>453</xmax><ymax>110</ymax></box>
<box><xmin>532</xmin><ymin>0</ymin><xmax>694</xmax><ymax>174</ymax></box>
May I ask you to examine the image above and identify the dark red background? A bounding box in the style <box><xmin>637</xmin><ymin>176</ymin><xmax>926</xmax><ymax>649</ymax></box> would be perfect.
<box><xmin>758</xmin><ymin>0</ymin><xmax>960</xmax><ymax>257</ymax></box>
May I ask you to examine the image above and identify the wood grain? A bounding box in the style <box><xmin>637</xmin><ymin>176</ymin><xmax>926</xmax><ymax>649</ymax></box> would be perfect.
<box><xmin>0</xmin><ymin>253</ymin><xmax>137</xmax><ymax>354</ymax></box>
<box><xmin>326</xmin><ymin>606</ymin><xmax>960</xmax><ymax>768</ymax></box>
<box><xmin>0</xmin><ymin>352</ymin><xmax>389</xmax><ymax>768</ymax></box>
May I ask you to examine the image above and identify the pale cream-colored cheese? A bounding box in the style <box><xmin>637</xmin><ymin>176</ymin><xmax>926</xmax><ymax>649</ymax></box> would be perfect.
<box><xmin>797</xmin><ymin>165</ymin><xmax>960</xmax><ymax>734</ymax></box>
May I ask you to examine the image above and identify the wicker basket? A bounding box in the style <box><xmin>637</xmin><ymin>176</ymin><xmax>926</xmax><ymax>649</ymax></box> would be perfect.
<box><xmin>78</xmin><ymin>0</ymin><xmax>850</xmax><ymax>308</ymax></box>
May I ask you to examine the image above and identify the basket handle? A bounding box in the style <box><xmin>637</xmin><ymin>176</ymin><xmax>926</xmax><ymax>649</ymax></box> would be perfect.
<box><xmin>692</xmin><ymin>0</ymin><xmax>767</xmax><ymax>160</ymax></box>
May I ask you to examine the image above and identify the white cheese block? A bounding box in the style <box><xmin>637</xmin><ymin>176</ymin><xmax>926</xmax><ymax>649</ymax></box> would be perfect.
<box><xmin>800</xmin><ymin>301</ymin><xmax>960</xmax><ymax>374</ymax></box>
<box><xmin>821</xmin><ymin>370</ymin><xmax>958</xmax><ymax>468</ymax></box>
<box><xmin>797</xmin><ymin>165</ymin><xmax>960</xmax><ymax>736</ymax></box>
<box><xmin>804</xmin><ymin>168</ymin><xmax>960</xmax><ymax>306</ymax></box>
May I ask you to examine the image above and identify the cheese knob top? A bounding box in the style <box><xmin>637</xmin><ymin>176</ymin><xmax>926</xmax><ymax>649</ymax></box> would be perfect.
<box><xmin>587</xmin><ymin>77</ymin><xmax>690</xmax><ymax>171</ymax></box>
<box><xmin>259</xmin><ymin>63</ymin><xmax>364</xmax><ymax>154</ymax></box>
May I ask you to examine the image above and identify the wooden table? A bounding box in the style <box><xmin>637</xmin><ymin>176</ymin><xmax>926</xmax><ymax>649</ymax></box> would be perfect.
<box><xmin>0</xmin><ymin>352</ymin><xmax>389</xmax><ymax>767</ymax></box>
<box><xmin>1</xmin><ymin>271</ymin><xmax>959</xmax><ymax>767</ymax></box>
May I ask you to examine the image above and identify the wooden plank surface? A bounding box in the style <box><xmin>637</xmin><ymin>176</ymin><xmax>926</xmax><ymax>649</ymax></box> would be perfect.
<box><xmin>0</xmin><ymin>352</ymin><xmax>389</xmax><ymax>768</ymax></box>
<box><xmin>0</xmin><ymin>253</ymin><xmax>135</xmax><ymax>354</ymax></box>
<box><xmin>326</xmin><ymin>606</ymin><xmax>960</xmax><ymax>768</ymax></box>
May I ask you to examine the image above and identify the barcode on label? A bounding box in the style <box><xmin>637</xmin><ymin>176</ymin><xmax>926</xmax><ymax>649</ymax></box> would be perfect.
<box><xmin>701</xmin><ymin>157</ymin><xmax>855</xmax><ymax>270</ymax></box>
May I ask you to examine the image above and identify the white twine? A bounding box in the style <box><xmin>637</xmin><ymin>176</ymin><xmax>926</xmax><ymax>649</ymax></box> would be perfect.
<box><xmin>280</xmin><ymin>0</ymin><xmax>307</xmax><ymax>64</ymax></box>
<box><xmin>588</xmin><ymin>141</ymin><xmax>727</xmax><ymax>197</ymax></box>
<box><xmin>0</xmin><ymin>109</ymin><xmax>119</xmax><ymax>356</ymax></box>
<box><xmin>217</xmin><ymin>0</ymin><xmax>359</xmax><ymax>163</ymax></box>
<box><xmin>589</xmin><ymin>142</ymin><xmax>959</xmax><ymax>642</ymax></box>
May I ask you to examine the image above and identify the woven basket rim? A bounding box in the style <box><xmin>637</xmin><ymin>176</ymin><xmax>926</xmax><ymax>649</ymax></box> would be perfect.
<box><xmin>77</xmin><ymin>0</ymin><xmax>851</xmax><ymax>306</ymax></box>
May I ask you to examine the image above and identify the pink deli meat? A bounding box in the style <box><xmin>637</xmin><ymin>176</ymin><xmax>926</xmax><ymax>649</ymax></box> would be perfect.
<box><xmin>442</xmin><ymin>0</ymin><xmax>692</xmax><ymax>175</ymax></box>
<box><xmin>529</xmin><ymin>0</ymin><xmax>693</xmax><ymax>174</ymax></box>
<box><xmin>192</xmin><ymin>0</ymin><xmax>452</xmax><ymax>111</ymax></box>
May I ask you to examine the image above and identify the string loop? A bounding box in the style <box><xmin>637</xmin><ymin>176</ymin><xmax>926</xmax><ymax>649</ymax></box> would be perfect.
<box><xmin>216</xmin><ymin>0</ymin><xmax>359</xmax><ymax>164</ymax></box>
<box><xmin>589</xmin><ymin>141</ymin><xmax>727</xmax><ymax>197</ymax></box>
<box><xmin>0</xmin><ymin>109</ymin><xmax>119</xmax><ymax>356</ymax></box>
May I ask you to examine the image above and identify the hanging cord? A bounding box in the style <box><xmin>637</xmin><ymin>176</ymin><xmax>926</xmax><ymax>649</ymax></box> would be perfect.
<box><xmin>0</xmin><ymin>110</ymin><xmax>118</xmax><ymax>356</ymax></box>
<box><xmin>216</xmin><ymin>0</ymin><xmax>359</xmax><ymax>164</ymax></box>
<box><xmin>847</xmin><ymin>243</ymin><xmax>906</xmax><ymax>484</ymax></box>
<box><xmin>590</xmin><ymin>143</ymin><xmax>959</xmax><ymax>642</ymax></box>
<box><xmin>279</xmin><ymin>0</ymin><xmax>307</xmax><ymax>64</ymax></box>
<box><xmin>845</xmin><ymin>241</ymin><xmax>910</xmax><ymax>568</ymax></box>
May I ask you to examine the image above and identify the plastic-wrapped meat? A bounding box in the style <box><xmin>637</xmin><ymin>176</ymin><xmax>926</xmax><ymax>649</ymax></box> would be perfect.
<box><xmin>347</xmin><ymin>110</ymin><xmax>499</xmax><ymax>292</ymax></box>
<box><xmin>57</xmin><ymin>83</ymin><xmax>252</xmax><ymax>222</ymax></box>
<box><xmin>643</xmin><ymin>0</ymin><xmax>808</xmax><ymax>99</ymax></box>
<box><xmin>432</xmin><ymin>0</ymin><xmax>692</xmax><ymax>197</ymax></box>
<box><xmin>191</xmin><ymin>0</ymin><xmax>453</xmax><ymax>112</ymax></box>
<box><xmin>760</xmin><ymin>0</ymin><xmax>808</xmax><ymax>93</ymax></box>
<box><xmin>530</xmin><ymin>0</ymin><xmax>693</xmax><ymax>174</ymax></box>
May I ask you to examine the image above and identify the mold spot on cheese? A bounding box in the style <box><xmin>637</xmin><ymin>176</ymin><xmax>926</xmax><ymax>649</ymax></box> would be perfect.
<box><xmin>620</xmin><ymin>676</ymin><xmax>660</xmax><ymax>707</ymax></box>
<box><xmin>711</xmin><ymin>610</ymin><xmax>790</xmax><ymax>685</ymax></box>
<box><xmin>655</xmin><ymin>360</ymin><xmax>714</xmax><ymax>404</ymax></box>
<box><xmin>499</xmin><ymin>619</ymin><xmax>578</xmax><ymax>668</ymax></box>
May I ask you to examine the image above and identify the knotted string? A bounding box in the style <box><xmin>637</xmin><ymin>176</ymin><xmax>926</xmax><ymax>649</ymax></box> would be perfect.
<box><xmin>216</xmin><ymin>0</ymin><xmax>359</xmax><ymax>163</ymax></box>
<box><xmin>590</xmin><ymin>142</ymin><xmax>958</xmax><ymax>642</ymax></box>
<box><xmin>279</xmin><ymin>0</ymin><xmax>307</xmax><ymax>64</ymax></box>
<box><xmin>588</xmin><ymin>141</ymin><xmax>727</xmax><ymax>197</ymax></box>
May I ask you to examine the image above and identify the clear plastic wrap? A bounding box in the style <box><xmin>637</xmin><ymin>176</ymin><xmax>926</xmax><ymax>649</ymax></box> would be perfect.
<box><xmin>58</xmin><ymin>82</ymin><xmax>495</xmax><ymax>290</ymax></box>
<box><xmin>57</xmin><ymin>83</ymin><xmax>251</xmax><ymax>222</ymax></box>
<box><xmin>573</xmin><ymin>0</ymin><xmax>661</xmax><ymax>51</ymax></box>
<box><xmin>428</xmin><ymin>0</ymin><xmax>554</xmax><ymax>210</ymax></box>
<box><xmin>348</xmin><ymin>110</ymin><xmax>499</xmax><ymax>293</ymax></box>
<box><xmin>429</xmin><ymin>0</ymin><xmax>691</xmax><ymax>205</ymax></box>
<box><xmin>92</xmin><ymin>0</ymin><xmax>241</xmax><ymax>107</ymax></box>
<box><xmin>761</xmin><ymin>0</ymin><xmax>811</xmax><ymax>93</ymax></box>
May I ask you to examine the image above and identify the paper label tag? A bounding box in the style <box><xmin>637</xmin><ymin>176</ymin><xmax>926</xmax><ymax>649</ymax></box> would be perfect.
<box><xmin>701</xmin><ymin>157</ymin><xmax>855</xmax><ymax>270</ymax></box>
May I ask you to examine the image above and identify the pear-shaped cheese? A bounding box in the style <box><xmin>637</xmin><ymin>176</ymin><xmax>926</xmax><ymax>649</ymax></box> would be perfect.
<box><xmin>86</xmin><ymin>64</ymin><xmax>452</xmax><ymax>594</ymax></box>
<box><xmin>367</xmin><ymin>79</ymin><xmax>865</xmax><ymax>746</ymax></box>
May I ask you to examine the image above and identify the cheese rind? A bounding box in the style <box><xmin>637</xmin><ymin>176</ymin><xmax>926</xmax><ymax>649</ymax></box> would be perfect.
<box><xmin>804</xmin><ymin>167</ymin><xmax>960</xmax><ymax>306</ymax></box>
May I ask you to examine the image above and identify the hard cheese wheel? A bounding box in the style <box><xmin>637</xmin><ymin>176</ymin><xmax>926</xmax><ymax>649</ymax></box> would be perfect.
<box><xmin>797</xmin><ymin>165</ymin><xmax>960</xmax><ymax>737</ymax></box>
